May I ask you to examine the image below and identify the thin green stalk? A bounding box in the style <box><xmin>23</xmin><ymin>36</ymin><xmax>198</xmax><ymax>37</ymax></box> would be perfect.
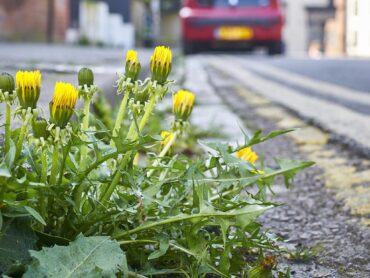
<box><xmin>39</xmin><ymin>148</ymin><xmax>48</xmax><ymax>220</ymax></box>
<box><xmin>136</xmin><ymin>94</ymin><xmax>157</xmax><ymax>138</ymax></box>
<box><xmin>80</xmin><ymin>97</ymin><xmax>91</xmax><ymax>171</ymax></box>
<box><xmin>147</xmin><ymin>131</ymin><xmax>178</xmax><ymax>177</ymax></box>
<box><xmin>119</xmin><ymin>239</ymin><xmax>157</xmax><ymax>245</ymax></box>
<box><xmin>50</xmin><ymin>142</ymin><xmax>59</xmax><ymax>186</ymax></box>
<box><xmin>100</xmin><ymin>94</ymin><xmax>157</xmax><ymax>203</ymax></box>
<box><xmin>111</xmin><ymin>88</ymin><xmax>130</xmax><ymax>146</ymax></box>
<box><xmin>15</xmin><ymin>111</ymin><xmax>32</xmax><ymax>159</ymax></box>
<box><xmin>4</xmin><ymin>103</ymin><xmax>11</xmax><ymax>153</ymax></box>
<box><xmin>41</xmin><ymin>148</ymin><xmax>48</xmax><ymax>183</ymax></box>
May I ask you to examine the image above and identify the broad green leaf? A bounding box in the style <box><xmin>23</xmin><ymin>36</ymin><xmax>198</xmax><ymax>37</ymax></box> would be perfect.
<box><xmin>0</xmin><ymin>217</ymin><xmax>37</xmax><ymax>276</ymax></box>
<box><xmin>24</xmin><ymin>234</ymin><xmax>125</xmax><ymax>278</ymax></box>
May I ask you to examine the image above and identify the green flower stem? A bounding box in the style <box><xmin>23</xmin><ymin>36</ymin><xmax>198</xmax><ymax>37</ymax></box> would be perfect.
<box><xmin>39</xmin><ymin>147</ymin><xmax>48</xmax><ymax>219</ymax></box>
<box><xmin>147</xmin><ymin>131</ymin><xmax>178</xmax><ymax>177</ymax></box>
<box><xmin>110</xmin><ymin>88</ymin><xmax>130</xmax><ymax>146</ymax></box>
<box><xmin>4</xmin><ymin>102</ymin><xmax>11</xmax><ymax>153</ymax></box>
<box><xmin>50</xmin><ymin>141</ymin><xmax>59</xmax><ymax>186</ymax></box>
<box><xmin>15</xmin><ymin>110</ymin><xmax>32</xmax><ymax>160</ymax></box>
<box><xmin>41</xmin><ymin>148</ymin><xmax>48</xmax><ymax>183</ymax></box>
<box><xmin>100</xmin><ymin>94</ymin><xmax>157</xmax><ymax>203</ymax></box>
<box><xmin>80</xmin><ymin>97</ymin><xmax>91</xmax><ymax>171</ymax></box>
<box><xmin>119</xmin><ymin>239</ymin><xmax>158</xmax><ymax>245</ymax></box>
<box><xmin>136</xmin><ymin>94</ymin><xmax>157</xmax><ymax>139</ymax></box>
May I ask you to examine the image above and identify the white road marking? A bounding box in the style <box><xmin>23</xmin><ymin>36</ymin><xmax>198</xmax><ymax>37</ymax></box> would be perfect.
<box><xmin>207</xmin><ymin>56</ymin><xmax>370</xmax><ymax>150</ymax></box>
<box><xmin>226</xmin><ymin>56</ymin><xmax>370</xmax><ymax>106</ymax></box>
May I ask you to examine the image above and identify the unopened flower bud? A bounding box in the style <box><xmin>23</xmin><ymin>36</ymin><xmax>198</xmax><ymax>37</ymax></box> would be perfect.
<box><xmin>125</xmin><ymin>50</ymin><xmax>141</xmax><ymax>81</ymax></box>
<box><xmin>32</xmin><ymin>117</ymin><xmax>49</xmax><ymax>139</ymax></box>
<box><xmin>78</xmin><ymin>67</ymin><xmax>94</xmax><ymax>87</ymax></box>
<box><xmin>16</xmin><ymin>70</ymin><xmax>41</xmax><ymax>109</ymax></box>
<box><xmin>173</xmin><ymin>90</ymin><xmax>195</xmax><ymax>121</ymax></box>
<box><xmin>50</xmin><ymin>82</ymin><xmax>78</xmax><ymax>128</ymax></box>
<box><xmin>235</xmin><ymin>147</ymin><xmax>258</xmax><ymax>164</ymax></box>
<box><xmin>150</xmin><ymin>46</ymin><xmax>172</xmax><ymax>84</ymax></box>
<box><xmin>0</xmin><ymin>73</ymin><xmax>15</xmax><ymax>94</ymax></box>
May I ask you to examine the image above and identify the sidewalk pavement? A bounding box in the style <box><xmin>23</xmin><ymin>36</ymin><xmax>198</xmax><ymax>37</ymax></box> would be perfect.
<box><xmin>183</xmin><ymin>56</ymin><xmax>246</xmax><ymax>144</ymax></box>
<box><xmin>0</xmin><ymin>43</ymin><xmax>153</xmax><ymax>114</ymax></box>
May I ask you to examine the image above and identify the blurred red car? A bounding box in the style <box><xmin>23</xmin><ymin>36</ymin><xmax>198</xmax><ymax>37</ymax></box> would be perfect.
<box><xmin>180</xmin><ymin>0</ymin><xmax>284</xmax><ymax>55</ymax></box>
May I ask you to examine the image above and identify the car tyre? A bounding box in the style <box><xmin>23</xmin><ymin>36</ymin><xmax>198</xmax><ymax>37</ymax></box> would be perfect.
<box><xmin>268</xmin><ymin>41</ymin><xmax>284</xmax><ymax>56</ymax></box>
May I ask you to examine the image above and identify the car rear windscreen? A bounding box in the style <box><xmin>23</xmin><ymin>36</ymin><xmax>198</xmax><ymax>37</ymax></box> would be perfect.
<box><xmin>197</xmin><ymin>0</ymin><xmax>270</xmax><ymax>7</ymax></box>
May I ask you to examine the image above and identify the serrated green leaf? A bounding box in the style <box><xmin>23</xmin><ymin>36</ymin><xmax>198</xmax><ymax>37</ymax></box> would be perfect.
<box><xmin>24</xmin><ymin>234</ymin><xmax>125</xmax><ymax>278</ymax></box>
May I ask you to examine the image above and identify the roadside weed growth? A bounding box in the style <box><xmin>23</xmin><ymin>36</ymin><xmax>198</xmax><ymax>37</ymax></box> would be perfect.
<box><xmin>0</xmin><ymin>46</ymin><xmax>313</xmax><ymax>277</ymax></box>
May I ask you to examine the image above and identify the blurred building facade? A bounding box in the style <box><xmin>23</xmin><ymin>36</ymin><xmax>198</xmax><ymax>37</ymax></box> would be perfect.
<box><xmin>324</xmin><ymin>0</ymin><xmax>346</xmax><ymax>56</ymax></box>
<box><xmin>281</xmin><ymin>0</ymin><xmax>334</xmax><ymax>55</ymax></box>
<box><xmin>346</xmin><ymin>0</ymin><xmax>370</xmax><ymax>57</ymax></box>
<box><xmin>68</xmin><ymin>0</ymin><xmax>134</xmax><ymax>48</ymax></box>
<box><xmin>0</xmin><ymin>0</ymin><xmax>70</xmax><ymax>42</ymax></box>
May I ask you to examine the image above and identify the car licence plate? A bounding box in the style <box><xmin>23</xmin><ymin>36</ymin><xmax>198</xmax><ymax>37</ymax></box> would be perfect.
<box><xmin>217</xmin><ymin>26</ymin><xmax>254</xmax><ymax>40</ymax></box>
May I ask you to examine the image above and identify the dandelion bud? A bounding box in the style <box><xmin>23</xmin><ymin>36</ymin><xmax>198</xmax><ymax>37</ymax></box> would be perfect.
<box><xmin>173</xmin><ymin>90</ymin><xmax>195</xmax><ymax>121</ymax></box>
<box><xmin>125</xmin><ymin>50</ymin><xmax>141</xmax><ymax>81</ymax></box>
<box><xmin>16</xmin><ymin>70</ymin><xmax>41</xmax><ymax>109</ymax></box>
<box><xmin>161</xmin><ymin>131</ymin><xmax>173</xmax><ymax>146</ymax></box>
<box><xmin>0</xmin><ymin>73</ymin><xmax>15</xmax><ymax>94</ymax></box>
<box><xmin>235</xmin><ymin>147</ymin><xmax>258</xmax><ymax>164</ymax></box>
<box><xmin>78</xmin><ymin>67</ymin><xmax>94</xmax><ymax>87</ymax></box>
<box><xmin>150</xmin><ymin>46</ymin><xmax>172</xmax><ymax>84</ymax></box>
<box><xmin>32</xmin><ymin>117</ymin><xmax>49</xmax><ymax>139</ymax></box>
<box><xmin>49</xmin><ymin>82</ymin><xmax>78</xmax><ymax>128</ymax></box>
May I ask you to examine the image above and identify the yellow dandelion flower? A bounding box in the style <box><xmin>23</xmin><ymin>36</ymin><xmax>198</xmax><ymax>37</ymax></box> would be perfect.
<box><xmin>173</xmin><ymin>90</ymin><xmax>195</xmax><ymax>121</ymax></box>
<box><xmin>236</xmin><ymin>147</ymin><xmax>259</xmax><ymax>164</ymax></box>
<box><xmin>150</xmin><ymin>46</ymin><xmax>172</xmax><ymax>84</ymax></box>
<box><xmin>50</xmin><ymin>82</ymin><xmax>78</xmax><ymax>128</ymax></box>
<box><xmin>161</xmin><ymin>131</ymin><xmax>173</xmax><ymax>146</ymax></box>
<box><xmin>16</xmin><ymin>70</ymin><xmax>41</xmax><ymax>109</ymax></box>
<box><xmin>125</xmin><ymin>50</ymin><xmax>141</xmax><ymax>81</ymax></box>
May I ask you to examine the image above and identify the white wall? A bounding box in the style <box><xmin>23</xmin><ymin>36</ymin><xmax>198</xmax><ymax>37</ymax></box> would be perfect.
<box><xmin>78</xmin><ymin>1</ymin><xmax>134</xmax><ymax>49</ymax></box>
<box><xmin>346</xmin><ymin>0</ymin><xmax>370</xmax><ymax>57</ymax></box>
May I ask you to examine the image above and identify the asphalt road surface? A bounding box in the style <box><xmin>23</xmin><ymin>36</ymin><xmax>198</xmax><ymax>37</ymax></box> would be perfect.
<box><xmin>204</xmin><ymin>53</ymin><xmax>370</xmax><ymax>154</ymax></box>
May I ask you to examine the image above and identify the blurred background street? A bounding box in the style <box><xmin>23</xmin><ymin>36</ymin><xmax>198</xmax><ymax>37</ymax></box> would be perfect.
<box><xmin>1</xmin><ymin>0</ymin><xmax>370</xmax><ymax>276</ymax></box>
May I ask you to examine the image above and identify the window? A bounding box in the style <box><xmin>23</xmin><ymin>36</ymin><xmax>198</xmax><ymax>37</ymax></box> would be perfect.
<box><xmin>197</xmin><ymin>0</ymin><xmax>270</xmax><ymax>7</ymax></box>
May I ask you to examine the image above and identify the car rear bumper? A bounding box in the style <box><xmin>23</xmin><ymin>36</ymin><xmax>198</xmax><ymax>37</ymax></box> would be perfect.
<box><xmin>182</xmin><ymin>18</ymin><xmax>283</xmax><ymax>43</ymax></box>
